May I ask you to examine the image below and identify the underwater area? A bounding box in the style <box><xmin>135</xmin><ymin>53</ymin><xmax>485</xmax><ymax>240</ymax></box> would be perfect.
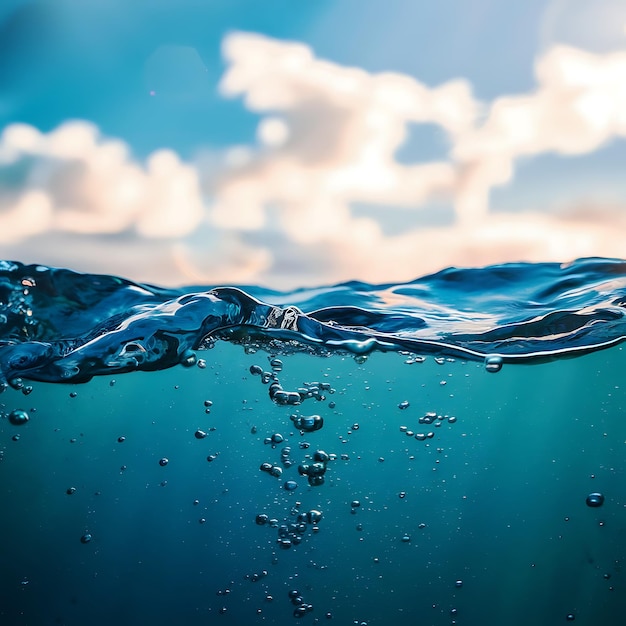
<box><xmin>1</xmin><ymin>258</ymin><xmax>625</xmax><ymax>626</ymax></box>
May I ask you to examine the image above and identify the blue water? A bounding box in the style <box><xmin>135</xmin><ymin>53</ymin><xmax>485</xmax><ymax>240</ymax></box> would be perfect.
<box><xmin>1</xmin><ymin>258</ymin><xmax>625</xmax><ymax>625</ymax></box>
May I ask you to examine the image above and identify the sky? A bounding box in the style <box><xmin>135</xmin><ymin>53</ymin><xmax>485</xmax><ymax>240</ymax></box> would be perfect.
<box><xmin>1</xmin><ymin>0</ymin><xmax>626</xmax><ymax>289</ymax></box>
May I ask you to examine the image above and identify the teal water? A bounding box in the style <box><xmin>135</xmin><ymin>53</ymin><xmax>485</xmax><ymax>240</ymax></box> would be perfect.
<box><xmin>1</xmin><ymin>259</ymin><xmax>625</xmax><ymax>625</ymax></box>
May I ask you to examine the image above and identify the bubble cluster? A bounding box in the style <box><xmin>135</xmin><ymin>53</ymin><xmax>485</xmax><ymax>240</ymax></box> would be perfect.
<box><xmin>255</xmin><ymin>504</ymin><xmax>323</xmax><ymax>551</ymax></box>
<box><xmin>289</xmin><ymin>588</ymin><xmax>314</xmax><ymax>618</ymax></box>
<box><xmin>298</xmin><ymin>450</ymin><xmax>331</xmax><ymax>487</ymax></box>
<box><xmin>400</xmin><ymin>410</ymin><xmax>458</xmax><ymax>444</ymax></box>
<box><xmin>249</xmin><ymin>358</ymin><xmax>335</xmax><ymax>408</ymax></box>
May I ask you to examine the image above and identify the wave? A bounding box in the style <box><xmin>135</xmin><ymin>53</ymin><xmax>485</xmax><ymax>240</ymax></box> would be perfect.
<box><xmin>1</xmin><ymin>258</ymin><xmax>626</xmax><ymax>383</ymax></box>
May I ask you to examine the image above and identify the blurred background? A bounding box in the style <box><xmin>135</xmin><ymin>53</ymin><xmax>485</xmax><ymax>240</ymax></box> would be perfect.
<box><xmin>0</xmin><ymin>0</ymin><xmax>625</xmax><ymax>289</ymax></box>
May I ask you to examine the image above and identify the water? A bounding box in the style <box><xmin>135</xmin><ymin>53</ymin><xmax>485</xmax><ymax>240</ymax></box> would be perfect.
<box><xmin>0</xmin><ymin>258</ymin><xmax>625</xmax><ymax>625</ymax></box>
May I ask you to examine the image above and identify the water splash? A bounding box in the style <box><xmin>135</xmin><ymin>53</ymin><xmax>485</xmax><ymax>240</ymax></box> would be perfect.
<box><xmin>1</xmin><ymin>257</ymin><xmax>626</xmax><ymax>383</ymax></box>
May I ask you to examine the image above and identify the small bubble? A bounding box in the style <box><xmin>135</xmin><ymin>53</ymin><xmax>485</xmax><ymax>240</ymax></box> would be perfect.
<box><xmin>566</xmin><ymin>614</ymin><xmax>575</xmax><ymax>621</ymax></box>
<box><xmin>284</xmin><ymin>480</ymin><xmax>298</xmax><ymax>491</ymax></box>
<box><xmin>117</xmin><ymin>436</ymin><xmax>126</xmax><ymax>443</ymax></box>
<box><xmin>159</xmin><ymin>458</ymin><xmax>169</xmax><ymax>467</ymax></box>
<box><xmin>455</xmin><ymin>580</ymin><xmax>463</xmax><ymax>588</ymax></box>
<box><xmin>269</xmin><ymin>358</ymin><xmax>283</xmax><ymax>372</ymax></box>
<box><xmin>180</xmin><ymin>350</ymin><xmax>197</xmax><ymax>367</ymax></box>
<box><xmin>195</xmin><ymin>429</ymin><xmax>207</xmax><ymax>439</ymax></box>
<box><xmin>401</xmin><ymin>534</ymin><xmax>411</xmax><ymax>543</ymax></box>
<box><xmin>8</xmin><ymin>409</ymin><xmax>29</xmax><ymax>426</ymax></box>
<box><xmin>66</xmin><ymin>487</ymin><xmax>76</xmax><ymax>495</ymax></box>
<box><xmin>485</xmin><ymin>355</ymin><xmax>503</xmax><ymax>373</ymax></box>
<box><xmin>586</xmin><ymin>493</ymin><xmax>605</xmax><ymax>508</ymax></box>
<box><xmin>398</xmin><ymin>400</ymin><xmax>410</xmax><ymax>410</ymax></box>
<box><xmin>197</xmin><ymin>359</ymin><xmax>207</xmax><ymax>369</ymax></box>
<box><xmin>80</xmin><ymin>533</ymin><xmax>92</xmax><ymax>544</ymax></box>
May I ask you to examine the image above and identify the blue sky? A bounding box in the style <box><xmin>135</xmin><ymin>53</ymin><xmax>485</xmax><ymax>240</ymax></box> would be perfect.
<box><xmin>1</xmin><ymin>0</ymin><xmax>625</xmax><ymax>287</ymax></box>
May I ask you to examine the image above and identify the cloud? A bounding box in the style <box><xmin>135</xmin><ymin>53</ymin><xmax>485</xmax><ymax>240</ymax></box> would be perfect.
<box><xmin>453</xmin><ymin>45</ymin><xmax>626</xmax><ymax>222</ymax></box>
<box><xmin>0</xmin><ymin>120</ymin><xmax>205</xmax><ymax>239</ymax></box>
<box><xmin>213</xmin><ymin>31</ymin><xmax>478</xmax><ymax>238</ymax></box>
<box><xmin>1</xmin><ymin>32</ymin><xmax>626</xmax><ymax>288</ymax></box>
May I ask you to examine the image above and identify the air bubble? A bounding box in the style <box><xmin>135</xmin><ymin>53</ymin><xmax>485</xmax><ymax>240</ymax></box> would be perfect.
<box><xmin>485</xmin><ymin>355</ymin><xmax>503</xmax><ymax>373</ymax></box>
<box><xmin>8</xmin><ymin>409</ymin><xmax>29</xmax><ymax>426</ymax></box>
<box><xmin>586</xmin><ymin>493</ymin><xmax>605</xmax><ymax>507</ymax></box>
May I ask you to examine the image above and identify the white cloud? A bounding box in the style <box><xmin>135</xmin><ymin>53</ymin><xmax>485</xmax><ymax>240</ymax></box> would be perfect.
<box><xmin>0</xmin><ymin>120</ymin><xmax>205</xmax><ymax>239</ymax></box>
<box><xmin>214</xmin><ymin>31</ymin><xmax>477</xmax><ymax>237</ymax></box>
<box><xmin>1</xmin><ymin>32</ymin><xmax>626</xmax><ymax>288</ymax></box>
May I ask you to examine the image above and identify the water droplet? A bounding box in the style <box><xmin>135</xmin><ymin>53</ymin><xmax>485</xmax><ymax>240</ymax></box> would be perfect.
<box><xmin>284</xmin><ymin>480</ymin><xmax>298</xmax><ymax>491</ymax></box>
